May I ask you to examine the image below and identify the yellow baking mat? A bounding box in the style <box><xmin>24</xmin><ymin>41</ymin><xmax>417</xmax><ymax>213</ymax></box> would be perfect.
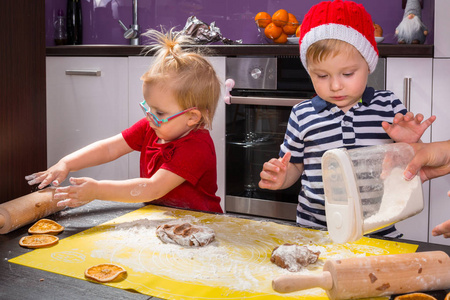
<box><xmin>10</xmin><ymin>205</ymin><xmax>418</xmax><ymax>300</ymax></box>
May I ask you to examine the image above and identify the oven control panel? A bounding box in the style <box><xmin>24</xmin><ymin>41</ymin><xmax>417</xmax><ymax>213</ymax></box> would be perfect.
<box><xmin>226</xmin><ymin>57</ymin><xmax>277</xmax><ymax>90</ymax></box>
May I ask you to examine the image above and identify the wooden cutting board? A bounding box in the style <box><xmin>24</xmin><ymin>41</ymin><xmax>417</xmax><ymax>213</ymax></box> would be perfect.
<box><xmin>10</xmin><ymin>205</ymin><xmax>418</xmax><ymax>300</ymax></box>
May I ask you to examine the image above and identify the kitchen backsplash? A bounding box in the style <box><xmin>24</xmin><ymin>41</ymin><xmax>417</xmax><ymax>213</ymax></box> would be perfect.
<box><xmin>45</xmin><ymin>0</ymin><xmax>434</xmax><ymax>47</ymax></box>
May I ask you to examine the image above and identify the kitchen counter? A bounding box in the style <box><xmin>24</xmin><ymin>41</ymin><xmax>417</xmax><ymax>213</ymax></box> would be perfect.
<box><xmin>1</xmin><ymin>201</ymin><xmax>449</xmax><ymax>300</ymax></box>
<box><xmin>46</xmin><ymin>44</ymin><xmax>433</xmax><ymax>58</ymax></box>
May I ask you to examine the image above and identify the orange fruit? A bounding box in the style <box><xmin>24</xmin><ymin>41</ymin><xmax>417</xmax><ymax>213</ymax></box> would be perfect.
<box><xmin>288</xmin><ymin>13</ymin><xmax>298</xmax><ymax>24</ymax></box>
<box><xmin>283</xmin><ymin>13</ymin><xmax>299</xmax><ymax>35</ymax></box>
<box><xmin>373</xmin><ymin>23</ymin><xmax>383</xmax><ymax>37</ymax></box>
<box><xmin>295</xmin><ymin>24</ymin><xmax>302</xmax><ymax>37</ymax></box>
<box><xmin>272</xmin><ymin>9</ymin><xmax>289</xmax><ymax>27</ymax></box>
<box><xmin>273</xmin><ymin>32</ymin><xmax>288</xmax><ymax>44</ymax></box>
<box><xmin>255</xmin><ymin>12</ymin><xmax>271</xmax><ymax>28</ymax></box>
<box><xmin>85</xmin><ymin>264</ymin><xmax>127</xmax><ymax>282</ymax></box>
<box><xmin>264</xmin><ymin>22</ymin><xmax>282</xmax><ymax>40</ymax></box>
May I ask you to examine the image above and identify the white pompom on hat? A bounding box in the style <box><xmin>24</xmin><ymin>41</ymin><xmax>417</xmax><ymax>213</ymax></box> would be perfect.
<box><xmin>299</xmin><ymin>0</ymin><xmax>379</xmax><ymax>73</ymax></box>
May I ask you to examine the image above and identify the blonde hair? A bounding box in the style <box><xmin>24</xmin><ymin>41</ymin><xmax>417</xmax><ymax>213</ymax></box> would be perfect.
<box><xmin>306</xmin><ymin>39</ymin><xmax>362</xmax><ymax>67</ymax></box>
<box><xmin>140</xmin><ymin>28</ymin><xmax>221</xmax><ymax>130</ymax></box>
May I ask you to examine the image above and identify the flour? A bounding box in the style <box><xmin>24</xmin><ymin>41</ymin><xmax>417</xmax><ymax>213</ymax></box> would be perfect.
<box><xmin>130</xmin><ymin>183</ymin><xmax>147</xmax><ymax>197</ymax></box>
<box><xmin>85</xmin><ymin>209</ymin><xmax>390</xmax><ymax>297</ymax></box>
<box><xmin>363</xmin><ymin>167</ymin><xmax>423</xmax><ymax>233</ymax></box>
<box><xmin>87</xmin><ymin>212</ymin><xmax>330</xmax><ymax>295</ymax></box>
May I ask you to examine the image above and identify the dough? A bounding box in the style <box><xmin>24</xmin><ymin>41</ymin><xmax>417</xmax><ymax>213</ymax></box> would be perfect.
<box><xmin>270</xmin><ymin>243</ymin><xmax>320</xmax><ymax>272</ymax></box>
<box><xmin>156</xmin><ymin>220</ymin><xmax>215</xmax><ymax>247</ymax></box>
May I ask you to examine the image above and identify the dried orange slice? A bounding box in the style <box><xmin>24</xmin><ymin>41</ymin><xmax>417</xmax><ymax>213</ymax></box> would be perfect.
<box><xmin>19</xmin><ymin>234</ymin><xmax>59</xmax><ymax>248</ymax></box>
<box><xmin>85</xmin><ymin>264</ymin><xmax>127</xmax><ymax>282</ymax></box>
<box><xmin>394</xmin><ymin>293</ymin><xmax>437</xmax><ymax>300</ymax></box>
<box><xmin>28</xmin><ymin>219</ymin><xmax>64</xmax><ymax>235</ymax></box>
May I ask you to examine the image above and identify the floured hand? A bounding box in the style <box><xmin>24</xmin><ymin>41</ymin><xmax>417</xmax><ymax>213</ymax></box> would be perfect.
<box><xmin>25</xmin><ymin>160</ymin><xmax>69</xmax><ymax>189</ymax></box>
<box><xmin>54</xmin><ymin>177</ymin><xmax>97</xmax><ymax>208</ymax></box>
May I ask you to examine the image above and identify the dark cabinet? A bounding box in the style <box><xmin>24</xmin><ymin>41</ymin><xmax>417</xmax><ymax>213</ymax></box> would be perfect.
<box><xmin>0</xmin><ymin>1</ymin><xmax>47</xmax><ymax>203</ymax></box>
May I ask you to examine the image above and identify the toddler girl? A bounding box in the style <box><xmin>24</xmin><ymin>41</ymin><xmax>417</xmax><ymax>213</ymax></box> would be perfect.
<box><xmin>26</xmin><ymin>28</ymin><xmax>223</xmax><ymax>213</ymax></box>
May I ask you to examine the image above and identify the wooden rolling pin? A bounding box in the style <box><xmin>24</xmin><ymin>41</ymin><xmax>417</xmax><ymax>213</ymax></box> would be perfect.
<box><xmin>273</xmin><ymin>251</ymin><xmax>450</xmax><ymax>300</ymax></box>
<box><xmin>0</xmin><ymin>188</ymin><xmax>64</xmax><ymax>234</ymax></box>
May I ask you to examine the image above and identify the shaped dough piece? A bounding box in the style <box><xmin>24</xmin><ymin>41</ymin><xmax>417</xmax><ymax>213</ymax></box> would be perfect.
<box><xmin>156</xmin><ymin>221</ymin><xmax>215</xmax><ymax>247</ymax></box>
<box><xmin>270</xmin><ymin>243</ymin><xmax>320</xmax><ymax>272</ymax></box>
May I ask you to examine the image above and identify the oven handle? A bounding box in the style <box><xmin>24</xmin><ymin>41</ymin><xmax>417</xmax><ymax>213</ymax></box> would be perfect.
<box><xmin>228</xmin><ymin>96</ymin><xmax>307</xmax><ymax>107</ymax></box>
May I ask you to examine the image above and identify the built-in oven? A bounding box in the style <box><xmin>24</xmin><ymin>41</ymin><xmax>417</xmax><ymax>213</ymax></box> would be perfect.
<box><xmin>224</xmin><ymin>56</ymin><xmax>385</xmax><ymax>221</ymax></box>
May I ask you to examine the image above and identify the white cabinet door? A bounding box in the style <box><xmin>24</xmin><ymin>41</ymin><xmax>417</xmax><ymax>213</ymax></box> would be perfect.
<box><xmin>208</xmin><ymin>57</ymin><xmax>226</xmax><ymax>212</ymax></box>
<box><xmin>429</xmin><ymin>59</ymin><xmax>450</xmax><ymax>246</ymax></box>
<box><xmin>434</xmin><ymin>1</ymin><xmax>450</xmax><ymax>58</ymax></box>
<box><xmin>127</xmin><ymin>57</ymin><xmax>153</xmax><ymax>180</ymax></box>
<box><xmin>46</xmin><ymin>57</ymin><xmax>129</xmax><ymax>184</ymax></box>
<box><xmin>127</xmin><ymin>56</ymin><xmax>226</xmax><ymax>210</ymax></box>
<box><xmin>386</xmin><ymin>58</ymin><xmax>433</xmax><ymax>242</ymax></box>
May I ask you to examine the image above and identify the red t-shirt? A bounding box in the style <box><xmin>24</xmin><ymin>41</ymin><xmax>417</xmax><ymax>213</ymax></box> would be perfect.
<box><xmin>122</xmin><ymin>118</ymin><xmax>222</xmax><ymax>213</ymax></box>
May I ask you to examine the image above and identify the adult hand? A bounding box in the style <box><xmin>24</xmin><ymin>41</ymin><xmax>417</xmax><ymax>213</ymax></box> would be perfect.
<box><xmin>403</xmin><ymin>140</ymin><xmax>450</xmax><ymax>182</ymax></box>
<box><xmin>431</xmin><ymin>191</ymin><xmax>450</xmax><ymax>239</ymax></box>
<box><xmin>432</xmin><ymin>220</ymin><xmax>450</xmax><ymax>238</ymax></box>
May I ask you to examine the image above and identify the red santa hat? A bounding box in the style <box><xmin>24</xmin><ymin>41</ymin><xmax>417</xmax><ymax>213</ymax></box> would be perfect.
<box><xmin>299</xmin><ymin>0</ymin><xmax>379</xmax><ymax>73</ymax></box>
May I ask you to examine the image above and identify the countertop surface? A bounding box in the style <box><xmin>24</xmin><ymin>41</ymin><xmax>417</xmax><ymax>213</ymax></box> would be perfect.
<box><xmin>1</xmin><ymin>200</ymin><xmax>449</xmax><ymax>300</ymax></box>
<box><xmin>46</xmin><ymin>44</ymin><xmax>434</xmax><ymax>58</ymax></box>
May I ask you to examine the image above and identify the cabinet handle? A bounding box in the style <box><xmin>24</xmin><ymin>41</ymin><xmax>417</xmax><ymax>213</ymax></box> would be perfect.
<box><xmin>65</xmin><ymin>70</ymin><xmax>101</xmax><ymax>76</ymax></box>
<box><xmin>403</xmin><ymin>77</ymin><xmax>411</xmax><ymax>111</ymax></box>
<box><xmin>229</xmin><ymin>96</ymin><xmax>307</xmax><ymax>107</ymax></box>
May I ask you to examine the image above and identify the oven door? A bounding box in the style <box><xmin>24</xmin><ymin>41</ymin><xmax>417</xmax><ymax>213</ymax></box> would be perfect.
<box><xmin>225</xmin><ymin>96</ymin><xmax>306</xmax><ymax>221</ymax></box>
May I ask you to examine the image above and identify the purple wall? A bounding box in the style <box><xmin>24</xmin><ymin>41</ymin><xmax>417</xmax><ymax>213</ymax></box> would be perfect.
<box><xmin>45</xmin><ymin>0</ymin><xmax>434</xmax><ymax>47</ymax></box>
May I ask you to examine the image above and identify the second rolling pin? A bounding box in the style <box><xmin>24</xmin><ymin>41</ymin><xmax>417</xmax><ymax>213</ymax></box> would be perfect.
<box><xmin>272</xmin><ymin>251</ymin><xmax>450</xmax><ymax>300</ymax></box>
<box><xmin>0</xmin><ymin>188</ymin><xmax>64</xmax><ymax>234</ymax></box>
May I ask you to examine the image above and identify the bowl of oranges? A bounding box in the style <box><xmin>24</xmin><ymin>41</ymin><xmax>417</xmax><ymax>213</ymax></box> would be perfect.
<box><xmin>255</xmin><ymin>9</ymin><xmax>301</xmax><ymax>44</ymax></box>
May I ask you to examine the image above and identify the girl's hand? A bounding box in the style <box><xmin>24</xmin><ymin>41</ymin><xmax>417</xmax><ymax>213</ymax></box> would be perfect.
<box><xmin>54</xmin><ymin>177</ymin><xmax>98</xmax><ymax>208</ymax></box>
<box><xmin>259</xmin><ymin>152</ymin><xmax>291</xmax><ymax>190</ymax></box>
<box><xmin>25</xmin><ymin>161</ymin><xmax>70</xmax><ymax>189</ymax></box>
<box><xmin>382</xmin><ymin>112</ymin><xmax>436</xmax><ymax>143</ymax></box>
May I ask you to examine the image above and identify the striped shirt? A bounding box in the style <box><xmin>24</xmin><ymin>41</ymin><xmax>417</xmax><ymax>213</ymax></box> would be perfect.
<box><xmin>280</xmin><ymin>87</ymin><xmax>407</xmax><ymax>238</ymax></box>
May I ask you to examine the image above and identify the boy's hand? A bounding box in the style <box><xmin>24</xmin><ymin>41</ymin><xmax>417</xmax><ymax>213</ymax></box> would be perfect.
<box><xmin>25</xmin><ymin>161</ymin><xmax>70</xmax><ymax>189</ymax></box>
<box><xmin>382</xmin><ymin>112</ymin><xmax>436</xmax><ymax>143</ymax></box>
<box><xmin>259</xmin><ymin>152</ymin><xmax>291</xmax><ymax>190</ymax></box>
<box><xmin>54</xmin><ymin>177</ymin><xmax>97</xmax><ymax>208</ymax></box>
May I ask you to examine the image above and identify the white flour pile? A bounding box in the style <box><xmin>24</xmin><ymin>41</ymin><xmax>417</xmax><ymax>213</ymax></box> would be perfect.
<box><xmin>363</xmin><ymin>167</ymin><xmax>422</xmax><ymax>232</ymax></box>
<box><xmin>86</xmin><ymin>211</ymin><xmax>370</xmax><ymax>296</ymax></box>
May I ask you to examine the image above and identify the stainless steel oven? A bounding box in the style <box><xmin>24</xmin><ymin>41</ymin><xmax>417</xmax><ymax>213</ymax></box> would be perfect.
<box><xmin>224</xmin><ymin>56</ymin><xmax>385</xmax><ymax>221</ymax></box>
